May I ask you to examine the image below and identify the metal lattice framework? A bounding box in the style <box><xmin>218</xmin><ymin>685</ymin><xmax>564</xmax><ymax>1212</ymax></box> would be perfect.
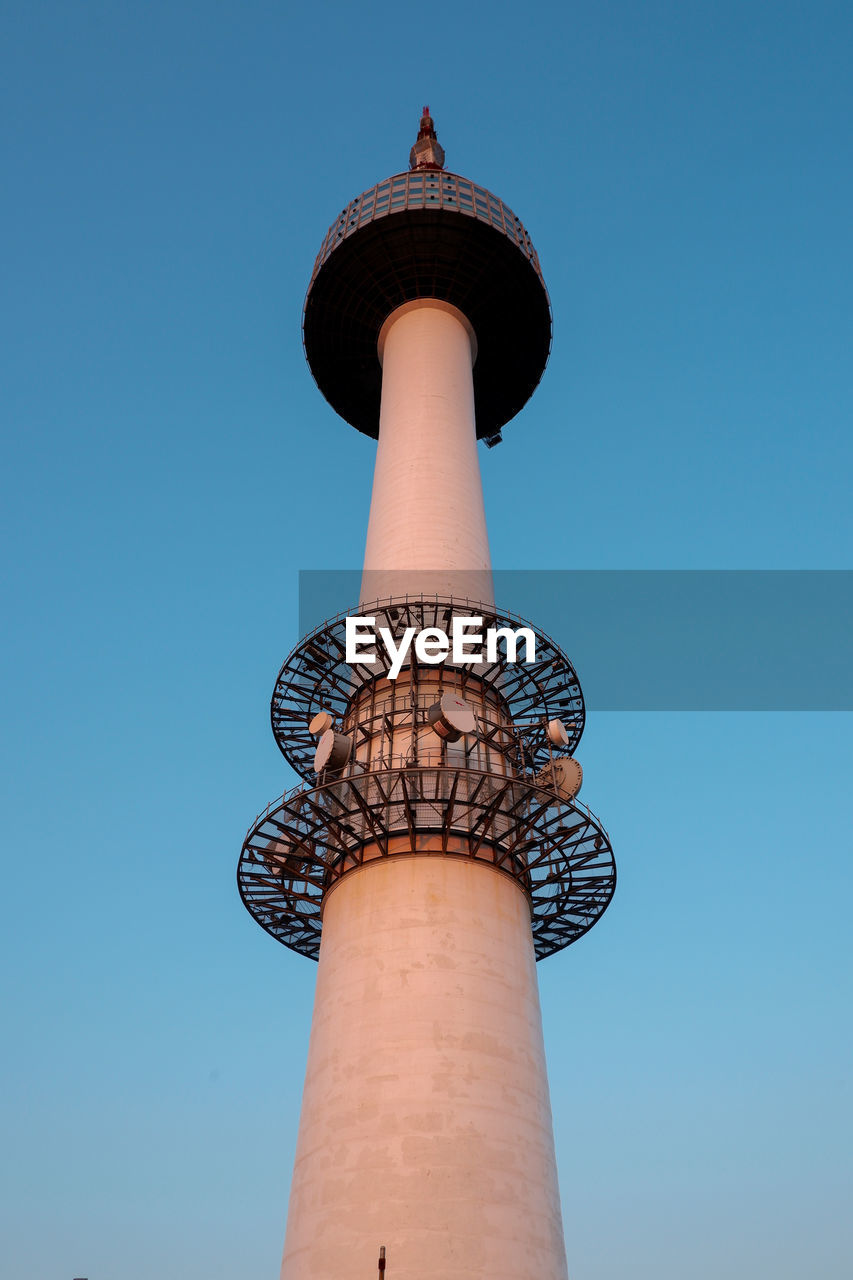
<box><xmin>271</xmin><ymin>597</ymin><xmax>585</xmax><ymax>781</ymax></box>
<box><xmin>238</xmin><ymin>762</ymin><xmax>615</xmax><ymax>962</ymax></box>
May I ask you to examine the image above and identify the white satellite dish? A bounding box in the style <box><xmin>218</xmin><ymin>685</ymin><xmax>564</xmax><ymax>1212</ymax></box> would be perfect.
<box><xmin>309</xmin><ymin>710</ymin><xmax>335</xmax><ymax>737</ymax></box>
<box><xmin>540</xmin><ymin>756</ymin><xmax>583</xmax><ymax>801</ymax></box>
<box><xmin>428</xmin><ymin>692</ymin><xmax>477</xmax><ymax>742</ymax></box>
<box><xmin>546</xmin><ymin>718</ymin><xmax>570</xmax><ymax>747</ymax></box>
<box><xmin>313</xmin><ymin>729</ymin><xmax>352</xmax><ymax>773</ymax></box>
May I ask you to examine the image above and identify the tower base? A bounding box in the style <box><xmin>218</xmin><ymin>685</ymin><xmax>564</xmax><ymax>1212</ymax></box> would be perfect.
<box><xmin>281</xmin><ymin>855</ymin><xmax>569</xmax><ymax>1280</ymax></box>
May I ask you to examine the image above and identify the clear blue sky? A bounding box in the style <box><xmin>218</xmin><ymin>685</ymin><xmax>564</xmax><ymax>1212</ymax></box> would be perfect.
<box><xmin>2</xmin><ymin>2</ymin><xmax>851</xmax><ymax>1277</ymax></box>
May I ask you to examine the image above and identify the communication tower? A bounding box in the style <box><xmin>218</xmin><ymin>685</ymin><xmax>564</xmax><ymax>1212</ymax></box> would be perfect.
<box><xmin>238</xmin><ymin>108</ymin><xmax>616</xmax><ymax>1280</ymax></box>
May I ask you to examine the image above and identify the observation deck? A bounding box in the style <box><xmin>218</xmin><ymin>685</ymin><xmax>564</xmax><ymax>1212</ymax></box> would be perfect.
<box><xmin>303</xmin><ymin>115</ymin><xmax>551</xmax><ymax>438</ymax></box>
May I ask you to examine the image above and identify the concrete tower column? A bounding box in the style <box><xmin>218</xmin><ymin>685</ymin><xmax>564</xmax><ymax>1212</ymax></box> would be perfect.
<box><xmin>360</xmin><ymin>299</ymin><xmax>493</xmax><ymax>608</ymax></box>
<box><xmin>280</xmin><ymin>290</ymin><xmax>569</xmax><ymax>1279</ymax></box>
<box><xmin>280</xmin><ymin>858</ymin><xmax>568</xmax><ymax>1280</ymax></box>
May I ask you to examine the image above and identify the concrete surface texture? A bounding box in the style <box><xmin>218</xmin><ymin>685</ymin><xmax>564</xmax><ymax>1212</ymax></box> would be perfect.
<box><xmin>360</xmin><ymin>300</ymin><xmax>494</xmax><ymax>609</ymax></box>
<box><xmin>280</xmin><ymin>856</ymin><xmax>568</xmax><ymax>1280</ymax></box>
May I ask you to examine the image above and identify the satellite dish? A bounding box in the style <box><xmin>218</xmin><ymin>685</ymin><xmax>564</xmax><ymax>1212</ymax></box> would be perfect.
<box><xmin>540</xmin><ymin>756</ymin><xmax>583</xmax><ymax>801</ymax></box>
<box><xmin>263</xmin><ymin>840</ymin><xmax>284</xmax><ymax>871</ymax></box>
<box><xmin>313</xmin><ymin>730</ymin><xmax>352</xmax><ymax>773</ymax></box>
<box><xmin>309</xmin><ymin>710</ymin><xmax>335</xmax><ymax>737</ymax></box>
<box><xmin>428</xmin><ymin>692</ymin><xmax>477</xmax><ymax>742</ymax></box>
<box><xmin>546</xmin><ymin>718</ymin><xmax>569</xmax><ymax>747</ymax></box>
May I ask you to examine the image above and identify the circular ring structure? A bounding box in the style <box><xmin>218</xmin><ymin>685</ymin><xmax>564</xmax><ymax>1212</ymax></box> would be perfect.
<box><xmin>270</xmin><ymin>597</ymin><xmax>585</xmax><ymax>781</ymax></box>
<box><xmin>303</xmin><ymin>170</ymin><xmax>551</xmax><ymax>438</ymax></box>
<box><xmin>238</xmin><ymin>765</ymin><xmax>615</xmax><ymax>961</ymax></box>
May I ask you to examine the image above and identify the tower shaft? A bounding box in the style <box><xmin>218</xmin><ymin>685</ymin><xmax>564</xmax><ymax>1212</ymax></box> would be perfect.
<box><xmin>361</xmin><ymin>301</ymin><xmax>492</xmax><ymax>608</ymax></box>
<box><xmin>282</xmin><ymin>858</ymin><xmax>568</xmax><ymax>1280</ymax></box>
<box><xmin>280</xmin><ymin>295</ymin><xmax>569</xmax><ymax>1279</ymax></box>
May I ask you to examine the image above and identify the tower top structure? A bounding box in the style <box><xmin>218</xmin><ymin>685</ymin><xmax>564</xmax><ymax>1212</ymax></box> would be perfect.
<box><xmin>409</xmin><ymin>105</ymin><xmax>445</xmax><ymax>170</ymax></box>
<box><xmin>302</xmin><ymin>108</ymin><xmax>552</xmax><ymax>441</ymax></box>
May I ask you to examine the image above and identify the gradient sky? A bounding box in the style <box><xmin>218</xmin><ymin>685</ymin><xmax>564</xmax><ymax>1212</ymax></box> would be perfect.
<box><xmin>2</xmin><ymin>2</ymin><xmax>852</xmax><ymax>1278</ymax></box>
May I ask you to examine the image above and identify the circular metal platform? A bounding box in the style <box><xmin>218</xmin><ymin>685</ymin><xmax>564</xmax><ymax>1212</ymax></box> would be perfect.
<box><xmin>303</xmin><ymin>170</ymin><xmax>551</xmax><ymax>438</ymax></box>
<box><xmin>271</xmin><ymin>597</ymin><xmax>585</xmax><ymax>781</ymax></box>
<box><xmin>238</xmin><ymin>763</ymin><xmax>615</xmax><ymax>962</ymax></box>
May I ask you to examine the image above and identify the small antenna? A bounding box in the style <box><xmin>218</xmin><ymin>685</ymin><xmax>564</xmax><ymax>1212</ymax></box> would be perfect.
<box><xmin>378</xmin><ymin>1244</ymin><xmax>386</xmax><ymax>1277</ymax></box>
<box><xmin>409</xmin><ymin>106</ymin><xmax>445</xmax><ymax>171</ymax></box>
